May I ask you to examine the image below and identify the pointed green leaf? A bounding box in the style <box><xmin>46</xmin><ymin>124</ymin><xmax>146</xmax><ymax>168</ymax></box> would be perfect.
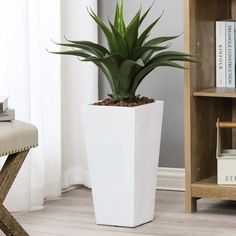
<box><xmin>52</xmin><ymin>42</ymin><xmax>104</xmax><ymax>57</ymax></box>
<box><xmin>64</xmin><ymin>39</ymin><xmax>110</xmax><ymax>56</ymax></box>
<box><xmin>93</xmin><ymin>61</ymin><xmax>117</xmax><ymax>95</ymax></box>
<box><xmin>82</xmin><ymin>53</ymin><xmax>122</xmax><ymax>63</ymax></box>
<box><xmin>139</xmin><ymin>1</ymin><xmax>154</xmax><ymax>26</ymax></box>
<box><xmin>124</xmin><ymin>10</ymin><xmax>141</xmax><ymax>53</ymax></box>
<box><xmin>109</xmin><ymin>21</ymin><xmax>128</xmax><ymax>58</ymax></box>
<box><xmin>153</xmin><ymin>61</ymin><xmax>186</xmax><ymax>69</ymax></box>
<box><xmin>145</xmin><ymin>35</ymin><xmax>181</xmax><ymax>46</ymax></box>
<box><xmin>131</xmin><ymin>45</ymin><xmax>170</xmax><ymax>61</ymax></box>
<box><xmin>48</xmin><ymin>49</ymin><xmax>93</xmax><ymax>59</ymax></box>
<box><xmin>167</xmin><ymin>57</ymin><xmax>197</xmax><ymax>63</ymax></box>
<box><xmin>118</xmin><ymin>0</ymin><xmax>126</xmax><ymax>35</ymax></box>
<box><xmin>88</xmin><ymin>8</ymin><xmax>116</xmax><ymax>52</ymax></box>
<box><xmin>114</xmin><ymin>2</ymin><xmax>120</xmax><ymax>28</ymax></box>
<box><xmin>114</xmin><ymin>0</ymin><xmax>126</xmax><ymax>36</ymax></box>
<box><xmin>140</xmin><ymin>50</ymin><xmax>154</xmax><ymax>63</ymax></box>
<box><xmin>141</xmin><ymin>45</ymin><xmax>175</xmax><ymax>64</ymax></box>
<box><xmin>149</xmin><ymin>51</ymin><xmax>195</xmax><ymax>64</ymax></box>
<box><xmin>136</xmin><ymin>12</ymin><xmax>163</xmax><ymax>48</ymax></box>
<box><xmin>153</xmin><ymin>50</ymin><xmax>195</xmax><ymax>57</ymax></box>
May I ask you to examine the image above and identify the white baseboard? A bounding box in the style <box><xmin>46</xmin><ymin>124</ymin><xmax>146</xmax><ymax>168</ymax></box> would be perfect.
<box><xmin>156</xmin><ymin>167</ymin><xmax>185</xmax><ymax>191</ymax></box>
<box><xmin>63</xmin><ymin>168</ymin><xmax>185</xmax><ymax>193</ymax></box>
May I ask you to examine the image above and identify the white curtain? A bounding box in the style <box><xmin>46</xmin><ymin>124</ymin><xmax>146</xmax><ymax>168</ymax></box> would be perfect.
<box><xmin>0</xmin><ymin>0</ymin><xmax>97</xmax><ymax>211</ymax></box>
<box><xmin>61</xmin><ymin>0</ymin><xmax>98</xmax><ymax>189</ymax></box>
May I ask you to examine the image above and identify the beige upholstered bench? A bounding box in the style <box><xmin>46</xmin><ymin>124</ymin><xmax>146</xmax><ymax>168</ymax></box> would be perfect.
<box><xmin>0</xmin><ymin>121</ymin><xmax>38</xmax><ymax>236</ymax></box>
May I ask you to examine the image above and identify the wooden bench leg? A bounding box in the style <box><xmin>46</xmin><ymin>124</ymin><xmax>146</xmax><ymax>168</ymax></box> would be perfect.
<box><xmin>0</xmin><ymin>205</ymin><xmax>29</xmax><ymax>236</ymax></box>
<box><xmin>0</xmin><ymin>151</ymin><xmax>30</xmax><ymax>236</ymax></box>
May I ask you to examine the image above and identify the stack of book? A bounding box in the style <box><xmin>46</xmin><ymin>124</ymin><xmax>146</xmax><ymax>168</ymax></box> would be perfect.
<box><xmin>216</xmin><ymin>20</ymin><xmax>236</xmax><ymax>88</ymax></box>
<box><xmin>0</xmin><ymin>97</ymin><xmax>15</xmax><ymax>121</ymax></box>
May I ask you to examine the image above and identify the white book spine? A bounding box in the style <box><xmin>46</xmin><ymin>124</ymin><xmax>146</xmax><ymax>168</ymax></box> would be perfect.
<box><xmin>216</xmin><ymin>21</ymin><xmax>226</xmax><ymax>88</ymax></box>
<box><xmin>226</xmin><ymin>21</ymin><xmax>235</xmax><ymax>88</ymax></box>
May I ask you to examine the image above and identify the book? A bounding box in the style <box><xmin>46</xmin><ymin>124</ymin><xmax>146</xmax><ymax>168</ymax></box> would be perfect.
<box><xmin>216</xmin><ymin>21</ymin><xmax>226</xmax><ymax>88</ymax></box>
<box><xmin>225</xmin><ymin>21</ymin><xmax>235</xmax><ymax>88</ymax></box>
<box><xmin>0</xmin><ymin>108</ymin><xmax>15</xmax><ymax>121</ymax></box>
<box><xmin>0</xmin><ymin>97</ymin><xmax>8</xmax><ymax>113</ymax></box>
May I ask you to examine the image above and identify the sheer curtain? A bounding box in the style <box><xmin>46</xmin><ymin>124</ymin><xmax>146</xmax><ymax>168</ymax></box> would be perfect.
<box><xmin>61</xmin><ymin>0</ymin><xmax>98</xmax><ymax>189</ymax></box>
<box><xmin>0</xmin><ymin>0</ymin><xmax>97</xmax><ymax>211</ymax></box>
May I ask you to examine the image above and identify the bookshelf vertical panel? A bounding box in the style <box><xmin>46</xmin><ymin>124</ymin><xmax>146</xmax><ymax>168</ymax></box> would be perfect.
<box><xmin>230</xmin><ymin>1</ymin><xmax>236</xmax><ymax>149</ymax></box>
<box><xmin>184</xmin><ymin>0</ymin><xmax>193</xmax><ymax>212</ymax></box>
<box><xmin>231</xmin><ymin>0</ymin><xmax>236</xmax><ymax>18</ymax></box>
<box><xmin>184</xmin><ymin>0</ymin><xmax>232</xmax><ymax>212</ymax></box>
<box><xmin>232</xmin><ymin>101</ymin><xmax>236</xmax><ymax>148</ymax></box>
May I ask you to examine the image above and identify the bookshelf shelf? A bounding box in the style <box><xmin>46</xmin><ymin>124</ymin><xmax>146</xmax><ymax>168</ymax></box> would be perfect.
<box><xmin>184</xmin><ymin>0</ymin><xmax>236</xmax><ymax>213</ymax></box>
<box><xmin>191</xmin><ymin>175</ymin><xmax>236</xmax><ymax>200</ymax></box>
<box><xmin>193</xmin><ymin>88</ymin><xmax>236</xmax><ymax>98</ymax></box>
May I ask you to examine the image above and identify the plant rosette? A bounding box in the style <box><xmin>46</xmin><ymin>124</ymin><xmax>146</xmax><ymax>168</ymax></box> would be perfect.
<box><xmin>50</xmin><ymin>0</ymin><xmax>194</xmax><ymax>106</ymax></box>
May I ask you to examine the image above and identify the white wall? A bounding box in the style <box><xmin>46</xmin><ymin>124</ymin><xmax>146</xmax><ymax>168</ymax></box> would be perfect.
<box><xmin>98</xmin><ymin>0</ymin><xmax>184</xmax><ymax>168</ymax></box>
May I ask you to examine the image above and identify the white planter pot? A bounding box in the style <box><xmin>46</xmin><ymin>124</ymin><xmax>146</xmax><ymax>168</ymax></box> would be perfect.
<box><xmin>83</xmin><ymin>101</ymin><xmax>164</xmax><ymax>227</ymax></box>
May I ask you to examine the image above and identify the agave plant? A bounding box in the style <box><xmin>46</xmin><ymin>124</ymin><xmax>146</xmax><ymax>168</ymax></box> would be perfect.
<box><xmin>51</xmin><ymin>0</ymin><xmax>195</xmax><ymax>102</ymax></box>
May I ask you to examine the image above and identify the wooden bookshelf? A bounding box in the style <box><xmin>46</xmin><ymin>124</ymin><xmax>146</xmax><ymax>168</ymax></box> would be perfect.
<box><xmin>184</xmin><ymin>0</ymin><xmax>236</xmax><ymax>212</ymax></box>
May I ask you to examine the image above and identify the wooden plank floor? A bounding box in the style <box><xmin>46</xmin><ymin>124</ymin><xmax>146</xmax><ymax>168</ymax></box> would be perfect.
<box><xmin>4</xmin><ymin>188</ymin><xmax>236</xmax><ymax>236</ymax></box>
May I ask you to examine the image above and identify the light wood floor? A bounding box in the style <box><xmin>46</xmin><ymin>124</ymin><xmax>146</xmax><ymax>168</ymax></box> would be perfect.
<box><xmin>4</xmin><ymin>188</ymin><xmax>236</xmax><ymax>236</ymax></box>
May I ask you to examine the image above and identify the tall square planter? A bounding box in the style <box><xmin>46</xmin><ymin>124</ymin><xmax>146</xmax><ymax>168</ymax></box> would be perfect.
<box><xmin>83</xmin><ymin>101</ymin><xmax>164</xmax><ymax>227</ymax></box>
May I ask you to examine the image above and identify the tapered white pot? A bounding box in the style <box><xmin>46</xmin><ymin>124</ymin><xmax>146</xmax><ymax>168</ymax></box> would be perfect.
<box><xmin>83</xmin><ymin>101</ymin><xmax>164</xmax><ymax>227</ymax></box>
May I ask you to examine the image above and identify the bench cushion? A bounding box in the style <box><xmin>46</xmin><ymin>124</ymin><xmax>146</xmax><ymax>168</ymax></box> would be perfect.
<box><xmin>0</xmin><ymin>121</ymin><xmax>38</xmax><ymax>157</ymax></box>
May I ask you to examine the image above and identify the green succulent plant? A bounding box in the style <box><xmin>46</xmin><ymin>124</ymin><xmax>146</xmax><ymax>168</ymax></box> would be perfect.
<box><xmin>51</xmin><ymin>0</ymin><xmax>195</xmax><ymax>102</ymax></box>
